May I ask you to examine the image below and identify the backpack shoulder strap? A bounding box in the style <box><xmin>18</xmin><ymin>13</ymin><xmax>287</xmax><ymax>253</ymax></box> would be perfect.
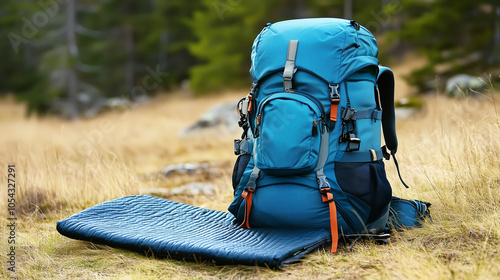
<box><xmin>377</xmin><ymin>66</ymin><xmax>409</xmax><ymax>189</ymax></box>
<box><xmin>377</xmin><ymin>66</ymin><xmax>398</xmax><ymax>155</ymax></box>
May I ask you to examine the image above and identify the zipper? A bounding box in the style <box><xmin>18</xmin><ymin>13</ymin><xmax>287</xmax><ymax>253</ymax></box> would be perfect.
<box><xmin>256</xmin><ymin>91</ymin><xmax>325</xmax><ymax>117</ymax></box>
<box><xmin>296</xmin><ymin>91</ymin><xmax>326</xmax><ymax>116</ymax></box>
<box><xmin>254</xmin><ymin>91</ymin><xmax>325</xmax><ymax>138</ymax></box>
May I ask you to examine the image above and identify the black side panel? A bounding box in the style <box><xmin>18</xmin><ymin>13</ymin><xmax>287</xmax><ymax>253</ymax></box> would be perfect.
<box><xmin>334</xmin><ymin>160</ymin><xmax>392</xmax><ymax>223</ymax></box>
<box><xmin>232</xmin><ymin>154</ymin><xmax>251</xmax><ymax>193</ymax></box>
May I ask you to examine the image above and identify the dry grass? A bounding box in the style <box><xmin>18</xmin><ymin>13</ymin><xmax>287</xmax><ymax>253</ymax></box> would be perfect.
<box><xmin>0</xmin><ymin>86</ymin><xmax>499</xmax><ymax>279</ymax></box>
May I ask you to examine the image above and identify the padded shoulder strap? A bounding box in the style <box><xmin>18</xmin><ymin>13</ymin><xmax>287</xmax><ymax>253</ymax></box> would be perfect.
<box><xmin>378</xmin><ymin>66</ymin><xmax>409</xmax><ymax>189</ymax></box>
<box><xmin>377</xmin><ymin>66</ymin><xmax>398</xmax><ymax>155</ymax></box>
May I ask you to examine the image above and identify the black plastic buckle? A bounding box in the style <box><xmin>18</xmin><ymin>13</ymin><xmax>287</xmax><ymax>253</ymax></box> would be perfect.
<box><xmin>341</xmin><ymin>107</ymin><xmax>357</xmax><ymax>121</ymax></box>
<box><xmin>245</xmin><ymin>180</ymin><xmax>257</xmax><ymax>192</ymax></box>
<box><xmin>346</xmin><ymin>134</ymin><xmax>361</xmax><ymax>152</ymax></box>
<box><xmin>316</xmin><ymin>173</ymin><xmax>331</xmax><ymax>191</ymax></box>
<box><xmin>238</xmin><ymin>117</ymin><xmax>248</xmax><ymax>128</ymax></box>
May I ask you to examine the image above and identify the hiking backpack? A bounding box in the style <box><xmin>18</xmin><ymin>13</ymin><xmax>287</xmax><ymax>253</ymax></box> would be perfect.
<box><xmin>229</xmin><ymin>18</ymin><xmax>407</xmax><ymax>252</ymax></box>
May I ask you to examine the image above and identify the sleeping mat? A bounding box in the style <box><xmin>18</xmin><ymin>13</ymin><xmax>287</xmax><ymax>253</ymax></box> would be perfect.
<box><xmin>56</xmin><ymin>195</ymin><xmax>331</xmax><ymax>268</ymax></box>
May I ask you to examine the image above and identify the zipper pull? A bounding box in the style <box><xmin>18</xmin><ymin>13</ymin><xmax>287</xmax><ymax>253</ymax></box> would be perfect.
<box><xmin>247</xmin><ymin>94</ymin><xmax>253</xmax><ymax>113</ymax></box>
<box><xmin>312</xmin><ymin>119</ymin><xmax>318</xmax><ymax>136</ymax></box>
<box><xmin>256</xmin><ymin>114</ymin><xmax>261</xmax><ymax>125</ymax></box>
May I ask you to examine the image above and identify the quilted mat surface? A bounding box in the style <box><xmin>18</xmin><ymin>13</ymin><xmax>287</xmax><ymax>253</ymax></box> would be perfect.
<box><xmin>57</xmin><ymin>195</ymin><xmax>331</xmax><ymax>268</ymax></box>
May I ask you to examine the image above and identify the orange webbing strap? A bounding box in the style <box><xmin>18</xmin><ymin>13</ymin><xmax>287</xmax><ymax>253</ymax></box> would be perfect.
<box><xmin>329</xmin><ymin>84</ymin><xmax>340</xmax><ymax>122</ymax></box>
<box><xmin>240</xmin><ymin>189</ymin><xmax>253</xmax><ymax>229</ymax></box>
<box><xmin>330</xmin><ymin>98</ymin><xmax>340</xmax><ymax>122</ymax></box>
<box><xmin>321</xmin><ymin>191</ymin><xmax>338</xmax><ymax>253</ymax></box>
<box><xmin>240</xmin><ymin>167</ymin><xmax>260</xmax><ymax>229</ymax></box>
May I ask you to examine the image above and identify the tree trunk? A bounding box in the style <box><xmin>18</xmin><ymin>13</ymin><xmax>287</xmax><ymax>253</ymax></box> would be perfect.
<box><xmin>159</xmin><ymin>32</ymin><xmax>168</xmax><ymax>73</ymax></box>
<box><xmin>67</xmin><ymin>0</ymin><xmax>79</xmax><ymax>120</ymax></box>
<box><xmin>124</xmin><ymin>24</ymin><xmax>135</xmax><ymax>94</ymax></box>
<box><xmin>494</xmin><ymin>5</ymin><xmax>500</xmax><ymax>63</ymax></box>
<box><xmin>344</xmin><ymin>0</ymin><xmax>353</xmax><ymax>19</ymax></box>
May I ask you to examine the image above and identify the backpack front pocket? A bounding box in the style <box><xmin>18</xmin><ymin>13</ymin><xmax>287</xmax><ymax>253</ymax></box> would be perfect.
<box><xmin>254</xmin><ymin>92</ymin><xmax>325</xmax><ymax>175</ymax></box>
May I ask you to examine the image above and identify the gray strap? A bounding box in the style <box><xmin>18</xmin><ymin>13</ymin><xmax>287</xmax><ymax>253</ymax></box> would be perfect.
<box><xmin>245</xmin><ymin>166</ymin><xmax>260</xmax><ymax>191</ymax></box>
<box><xmin>356</xmin><ymin>109</ymin><xmax>382</xmax><ymax>120</ymax></box>
<box><xmin>283</xmin><ymin>40</ymin><xmax>299</xmax><ymax>92</ymax></box>
<box><xmin>315</xmin><ymin>123</ymin><xmax>331</xmax><ymax>190</ymax></box>
<box><xmin>314</xmin><ymin>123</ymin><xmax>330</xmax><ymax>171</ymax></box>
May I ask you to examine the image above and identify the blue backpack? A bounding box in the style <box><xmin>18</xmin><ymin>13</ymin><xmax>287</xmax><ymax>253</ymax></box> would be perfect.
<box><xmin>229</xmin><ymin>18</ymin><xmax>408</xmax><ymax>252</ymax></box>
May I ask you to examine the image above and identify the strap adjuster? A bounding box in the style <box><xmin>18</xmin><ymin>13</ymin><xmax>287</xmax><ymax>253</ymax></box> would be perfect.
<box><xmin>241</xmin><ymin>188</ymin><xmax>254</xmax><ymax>199</ymax></box>
<box><xmin>245</xmin><ymin>181</ymin><xmax>256</xmax><ymax>192</ymax></box>
<box><xmin>346</xmin><ymin>136</ymin><xmax>361</xmax><ymax>152</ymax></box>
<box><xmin>371</xmin><ymin>109</ymin><xmax>382</xmax><ymax>121</ymax></box>
<box><xmin>316</xmin><ymin>172</ymin><xmax>331</xmax><ymax>191</ymax></box>
<box><xmin>234</xmin><ymin>139</ymin><xmax>252</xmax><ymax>155</ymax></box>
<box><xmin>341</xmin><ymin>107</ymin><xmax>357</xmax><ymax>121</ymax></box>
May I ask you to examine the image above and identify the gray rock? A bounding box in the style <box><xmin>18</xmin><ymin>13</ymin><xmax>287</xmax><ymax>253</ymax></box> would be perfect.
<box><xmin>50</xmin><ymin>95</ymin><xmax>133</xmax><ymax>119</ymax></box>
<box><xmin>169</xmin><ymin>182</ymin><xmax>216</xmax><ymax>196</ymax></box>
<box><xmin>161</xmin><ymin>162</ymin><xmax>213</xmax><ymax>177</ymax></box>
<box><xmin>181</xmin><ymin>102</ymin><xmax>239</xmax><ymax>136</ymax></box>
<box><xmin>445</xmin><ymin>74</ymin><xmax>487</xmax><ymax>98</ymax></box>
<box><xmin>395</xmin><ymin>107</ymin><xmax>417</xmax><ymax>119</ymax></box>
<box><xmin>140</xmin><ymin>182</ymin><xmax>216</xmax><ymax>197</ymax></box>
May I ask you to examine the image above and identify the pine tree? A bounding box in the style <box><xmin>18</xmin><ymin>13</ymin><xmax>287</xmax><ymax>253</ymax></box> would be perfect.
<box><xmin>188</xmin><ymin>0</ymin><xmax>317</xmax><ymax>93</ymax></box>
<box><xmin>1</xmin><ymin>0</ymin><xmax>49</xmax><ymax>114</ymax></box>
<box><xmin>390</xmin><ymin>0</ymin><xmax>498</xmax><ymax>91</ymax></box>
<box><xmin>188</xmin><ymin>0</ymin><xmax>391</xmax><ymax>94</ymax></box>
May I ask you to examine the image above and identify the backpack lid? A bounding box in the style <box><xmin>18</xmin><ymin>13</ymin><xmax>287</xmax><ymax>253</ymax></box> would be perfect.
<box><xmin>250</xmin><ymin>18</ymin><xmax>379</xmax><ymax>84</ymax></box>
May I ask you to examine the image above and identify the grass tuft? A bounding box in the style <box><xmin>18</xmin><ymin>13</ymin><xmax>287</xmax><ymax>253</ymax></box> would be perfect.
<box><xmin>1</xmin><ymin>89</ymin><xmax>499</xmax><ymax>279</ymax></box>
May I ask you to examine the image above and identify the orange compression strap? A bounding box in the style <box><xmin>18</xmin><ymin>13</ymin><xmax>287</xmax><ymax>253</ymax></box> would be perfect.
<box><xmin>322</xmin><ymin>191</ymin><xmax>338</xmax><ymax>253</ymax></box>
<box><xmin>330</xmin><ymin>98</ymin><xmax>340</xmax><ymax>122</ymax></box>
<box><xmin>240</xmin><ymin>189</ymin><xmax>254</xmax><ymax>229</ymax></box>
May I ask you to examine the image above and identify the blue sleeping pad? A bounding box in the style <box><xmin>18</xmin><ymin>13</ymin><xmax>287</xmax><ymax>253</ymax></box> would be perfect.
<box><xmin>57</xmin><ymin>195</ymin><xmax>331</xmax><ymax>268</ymax></box>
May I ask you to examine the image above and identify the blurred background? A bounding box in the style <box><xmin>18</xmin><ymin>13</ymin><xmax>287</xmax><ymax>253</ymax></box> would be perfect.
<box><xmin>1</xmin><ymin>0</ymin><xmax>499</xmax><ymax>119</ymax></box>
<box><xmin>1</xmin><ymin>4</ymin><xmax>499</xmax><ymax>278</ymax></box>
